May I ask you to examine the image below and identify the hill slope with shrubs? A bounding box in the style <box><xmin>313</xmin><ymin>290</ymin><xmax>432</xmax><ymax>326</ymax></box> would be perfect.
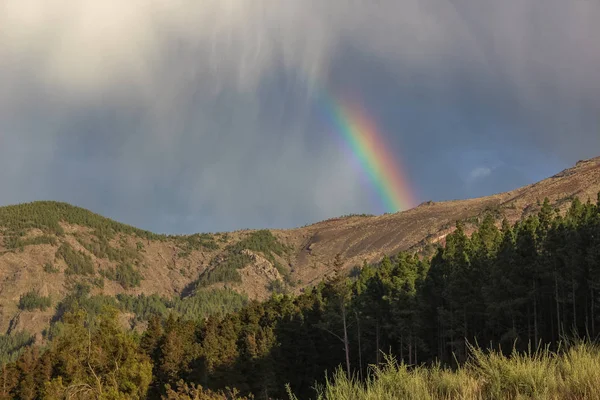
<box><xmin>0</xmin><ymin>157</ymin><xmax>599</xmax><ymax>343</ymax></box>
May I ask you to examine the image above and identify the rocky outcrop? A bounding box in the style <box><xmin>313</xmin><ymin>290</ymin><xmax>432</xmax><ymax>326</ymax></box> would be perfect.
<box><xmin>237</xmin><ymin>250</ymin><xmax>283</xmax><ymax>300</ymax></box>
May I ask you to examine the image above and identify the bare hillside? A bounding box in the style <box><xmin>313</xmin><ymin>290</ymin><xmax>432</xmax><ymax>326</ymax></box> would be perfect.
<box><xmin>285</xmin><ymin>157</ymin><xmax>600</xmax><ymax>284</ymax></box>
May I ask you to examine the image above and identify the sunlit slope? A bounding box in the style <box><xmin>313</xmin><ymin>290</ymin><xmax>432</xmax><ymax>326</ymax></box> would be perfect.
<box><xmin>0</xmin><ymin>156</ymin><xmax>598</xmax><ymax>336</ymax></box>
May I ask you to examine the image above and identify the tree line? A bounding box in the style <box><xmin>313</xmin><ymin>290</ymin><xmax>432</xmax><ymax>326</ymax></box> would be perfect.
<box><xmin>0</xmin><ymin>195</ymin><xmax>599</xmax><ymax>399</ymax></box>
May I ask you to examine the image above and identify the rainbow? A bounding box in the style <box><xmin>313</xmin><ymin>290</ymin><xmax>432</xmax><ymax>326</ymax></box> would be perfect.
<box><xmin>319</xmin><ymin>92</ymin><xmax>416</xmax><ymax>213</ymax></box>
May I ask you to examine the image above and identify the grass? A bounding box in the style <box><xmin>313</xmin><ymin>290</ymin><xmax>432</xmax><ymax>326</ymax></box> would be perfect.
<box><xmin>309</xmin><ymin>342</ymin><xmax>600</xmax><ymax>400</ymax></box>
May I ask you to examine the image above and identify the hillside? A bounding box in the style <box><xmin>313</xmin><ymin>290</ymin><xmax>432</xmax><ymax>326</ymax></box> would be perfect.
<box><xmin>0</xmin><ymin>156</ymin><xmax>599</xmax><ymax>337</ymax></box>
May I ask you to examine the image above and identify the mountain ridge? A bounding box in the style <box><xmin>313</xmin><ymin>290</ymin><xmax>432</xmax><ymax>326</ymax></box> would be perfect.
<box><xmin>0</xmin><ymin>156</ymin><xmax>599</xmax><ymax>338</ymax></box>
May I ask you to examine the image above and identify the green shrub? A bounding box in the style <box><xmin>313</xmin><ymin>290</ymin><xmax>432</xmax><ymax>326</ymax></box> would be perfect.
<box><xmin>267</xmin><ymin>279</ymin><xmax>286</xmax><ymax>294</ymax></box>
<box><xmin>92</xmin><ymin>277</ymin><xmax>105</xmax><ymax>288</ymax></box>
<box><xmin>229</xmin><ymin>230</ymin><xmax>289</xmax><ymax>262</ymax></box>
<box><xmin>273</xmin><ymin>260</ymin><xmax>295</xmax><ymax>287</ymax></box>
<box><xmin>18</xmin><ymin>290</ymin><xmax>51</xmax><ymax>311</ymax></box>
<box><xmin>102</xmin><ymin>264</ymin><xmax>142</xmax><ymax>289</ymax></box>
<box><xmin>53</xmin><ymin>284</ymin><xmax>118</xmax><ymax>322</ymax></box>
<box><xmin>56</xmin><ymin>243</ymin><xmax>94</xmax><ymax>275</ymax></box>
<box><xmin>197</xmin><ymin>230</ymin><xmax>291</xmax><ymax>287</ymax></box>
<box><xmin>0</xmin><ymin>332</ymin><xmax>34</xmax><ymax>364</ymax></box>
<box><xmin>116</xmin><ymin>289</ymin><xmax>247</xmax><ymax>322</ymax></box>
<box><xmin>77</xmin><ymin>235</ymin><xmax>141</xmax><ymax>264</ymax></box>
<box><xmin>115</xmin><ymin>264</ymin><xmax>142</xmax><ymax>288</ymax></box>
<box><xmin>0</xmin><ymin>201</ymin><xmax>162</xmax><ymax>240</ymax></box>
<box><xmin>197</xmin><ymin>252</ymin><xmax>251</xmax><ymax>287</ymax></box>
<box><xmin>116</xmin><ymin>293</ymin><xmax>171</xmax><ymax>321</ymax></box>
<box><xmin>4</xmin><ymin>234</ymin><xmax>58</xmax><ymax>250</ymax></box>
<box><xmin>43</xmin><ymin>262</ymin><xmax>59</xmax><ymax>273</ymax></box>
<box><xmin>173</xmin><ymin>289</ymin><xmax>248</xmax><ymax>321</ymax></box>
<box><xmin>175</xmin><ymin>233</ymin><xmax>219</xmax><ymax>255</ymax></box>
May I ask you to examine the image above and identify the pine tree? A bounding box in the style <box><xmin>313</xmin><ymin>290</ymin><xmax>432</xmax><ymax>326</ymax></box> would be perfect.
<box><xmin>312</xmin><ymin>253</ymin><xmax>354</xmax><ymax>377</ymax></box>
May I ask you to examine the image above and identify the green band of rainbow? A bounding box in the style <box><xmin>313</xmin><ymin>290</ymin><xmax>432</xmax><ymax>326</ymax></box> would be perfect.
<box><xmin>321</xmin><ymin>93</ymin><xmax>416</xmax><ymax>213</ymax></box>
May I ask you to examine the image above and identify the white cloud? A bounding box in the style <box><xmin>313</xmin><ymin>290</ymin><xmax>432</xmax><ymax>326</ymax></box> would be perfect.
<box><xmin>468</xmin><ymin>167</ymin><xmax>492</xmax><ymax>183</ymax></box>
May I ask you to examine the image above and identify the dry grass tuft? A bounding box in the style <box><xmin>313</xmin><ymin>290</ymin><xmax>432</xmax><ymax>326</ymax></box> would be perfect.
<box><xmin>310</xmin><ymin>342</ymin><xmax>600</xmax><ymax>400</ymax></box>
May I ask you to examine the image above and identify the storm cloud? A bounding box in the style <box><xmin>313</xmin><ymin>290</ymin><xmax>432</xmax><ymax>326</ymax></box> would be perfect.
<box><xmin>1</xmin><ymin>0</ymin><xmax>599</xmax><ymax>233</ymax></box>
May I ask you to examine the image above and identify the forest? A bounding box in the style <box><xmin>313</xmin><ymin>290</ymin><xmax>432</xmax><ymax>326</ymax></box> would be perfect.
<box><xmin>1</xmin><ymin>194</ymin><xmax>600</xmax><ymax>399</ymax></box>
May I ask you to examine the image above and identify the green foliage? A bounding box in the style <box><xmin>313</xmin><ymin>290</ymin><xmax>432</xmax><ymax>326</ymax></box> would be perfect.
<box><xmin>0</xmin><ymin>332</ymin><xmax>33</xmax><ymax>364</ymax></box>
<box><xmin>53</xmin><ymin>283</ymin><xmax>118</xmax><ymax>323</ymax></box>
<box><xmin>197</xmin><ymin>252</ymin><xmax>251</xmax><ymax>287</ymax></box>
<box><xmin>164</xmin><ymin>381</ymin><xmax>251</xmax><ymax>399</ymax></box>
<box><xmin>43</xmin><ymin>262</ymin><xmax>59</xmax><ymax>273</ymax></box>
<box><xmin>116</xmin><ymin>289</ymin><xmax>248</xmax><ymax>323</ymax></box>
<box><xmin>273</xmin><ymin>261</ymin><xmax>294</xmax><ymax>287</ymax></box>
<box><xmin>172</xmin><ymin>289</ymin><xmax>248</xmax><ymax>321</ymax></box>
<box><xmin>102</xmin><ymin>263</ymin><xmax>143</xmax><ymax>289</ymax></box>
<box><xmin>44</xmin><ymin>308</ymin><xmax>152</xmax><ymax>399</ymax></box>
<box><xmin>175</xmin><ymin>233</ymin><xmax>219</xmax><ymax>257</ymax></box>
<box><xmin>56</xmin><ymin>243</ymin><xmax>94</xmax><ymax>275</ymax></box>
<box><xmin>116</xmin><ymin>293</ymin><xmax>171</xmax><ymax>321</ymax></box>
<box><xmin>483</xmin><ymin>204</ymin><xmax>503</xmax><ymax>219</ymax></box>
<box><xmin>229</xmin><ymin>230</ymin><xmax>289</xmax><ymax>262</ymax></box>
<box><xmin>267</xmin><ymin>280</ymin><xmax>286</xmax><ymax>294</ymax></box>
<box><xmin>218</xmin><ymin>233</ymin><xmax>230</xmax><ymax>243</ymax></box>
<box><xmin>3</xmin><ymin>234</ymin><xmax>57</xmax><ymax>250</ymax></box>
<box><xmin>348</xmin><ymin>265</ymin><xmax>363</xmax><ymax>278</ymax></box>
<box><xmin>92</xmin><ymin>276</ymin><xmax>105</xmax><ymax>288</ymax></box>
<box><xmin>198</xmin><ymin>230</ymin><xmax>290</xmax><ymax>287</ymax></box>
<box><xmin>77</xmin><ymin>234</ymin><xmax>141</xmax><ymax>264</ymax></box>
<box><xmin>0</xmin><ymin>200</ymin><xmax>163</xmax><ymax>240</ymax></box>
<box><xmin>18</xmin><ymin>290</ymin><xmax>51</xmax><ymax>311</ymax></box>
<box><xmin>2</xmin><ymin>194</ymin><xmax>600</xmax><ymax>399</ymax></box>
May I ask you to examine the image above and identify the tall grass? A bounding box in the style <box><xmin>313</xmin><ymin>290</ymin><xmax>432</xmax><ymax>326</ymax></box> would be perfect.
<box><xmin>310</xmin><ymin>342</ymin><xmax>600</xmax><ymax>400</ymax></box>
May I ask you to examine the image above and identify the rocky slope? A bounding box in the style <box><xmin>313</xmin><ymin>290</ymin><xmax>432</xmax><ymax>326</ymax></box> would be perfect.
<box><xmin>0</xmin><ymin>156</ymin><xmax>599</xmax><ymax>337</ymax></box>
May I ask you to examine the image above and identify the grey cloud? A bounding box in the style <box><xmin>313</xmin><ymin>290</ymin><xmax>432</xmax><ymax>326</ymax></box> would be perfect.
<box><xmin>0</xmin><ymin>0</ymin><xmax>599</xmax><ymax>232</ymax></box>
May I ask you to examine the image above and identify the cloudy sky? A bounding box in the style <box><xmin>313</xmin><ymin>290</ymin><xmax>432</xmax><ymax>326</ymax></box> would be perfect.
<box><xmin>1</xmin><ymin>0</ymin><xmax>599</xmax><ymax>234</ymax></box>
